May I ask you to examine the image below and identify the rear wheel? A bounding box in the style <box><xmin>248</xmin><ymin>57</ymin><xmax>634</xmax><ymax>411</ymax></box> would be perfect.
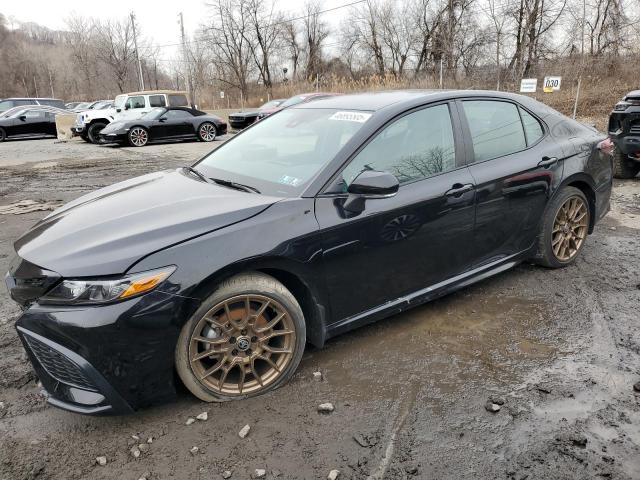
<box><xmin>0</xmin><ymin>127</ymin><xmax>5</xmax><ymax>142</ymax></box>
<box><xmin>175</xmin><ymin>272</ymin><xmax>306</xmax><ymax>401</ymax></box>
<box><xmin>87</xmin><ymin>122</ymin><xmax>107</xmax><ymax>144</ymax></box>
<box><xmin>127</xmin><ymin>127</ymin><xmax>148</xmax><ymax>147</ymax></box>
<box><xmin>197</xmin><ymin>122</ymin><xmax>217</xmax><ymax>142</ymax></box>
<box><xmin>535</xmin><ymin>186</ymin><xmax>590</xmax><ymax>268</ymax></box>
<box><xmin>613</xmin><ymin>149</ymin><xmax>640</xmax><ymax>179</ymax></box>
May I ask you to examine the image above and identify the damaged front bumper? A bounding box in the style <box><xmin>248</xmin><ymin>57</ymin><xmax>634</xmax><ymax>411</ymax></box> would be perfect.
<box><xmin>7</xmin><ymin>257</ymin><xmax>201</xmax><ymax>414</ymax></box>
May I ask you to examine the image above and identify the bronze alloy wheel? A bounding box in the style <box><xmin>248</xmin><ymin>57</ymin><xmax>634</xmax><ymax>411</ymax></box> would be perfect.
<box><xmin>551</xmin><ymin>195</ymin><xmax>589</xmax><ymax>262</ymax></box>
<box><xmin>188</xmin><ymin>294</ymin><xmax>296</xmax><ymax>396</ymax></box>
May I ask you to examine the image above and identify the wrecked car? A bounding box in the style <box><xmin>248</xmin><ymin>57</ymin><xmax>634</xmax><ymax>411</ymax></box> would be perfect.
<box><xmin>5</xmin><ymin>90</ymin><xmax>613</xmax><ymax>415</ymax></box>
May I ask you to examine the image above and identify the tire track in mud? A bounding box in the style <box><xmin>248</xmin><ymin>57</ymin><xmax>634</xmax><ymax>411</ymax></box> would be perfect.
<box><xmin>366</xmin><ymin>378</ymin><xmax>421</xmax><ymax>480</ymax></box>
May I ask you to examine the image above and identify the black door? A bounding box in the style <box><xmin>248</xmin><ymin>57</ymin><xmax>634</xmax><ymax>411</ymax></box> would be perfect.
<box><xmin>315</xmin><ymin>103</ymin><xmax>476</xmax><ymax>324</ymax></box>
<box><xmin>12</xmin><ymin>110</ymin><xmax>44</xmax><ymax>136</ymax></box>
<box><xmin>457</xmin><ymin>99</ymin><xmax>565</xmax><ymax>266</ymax></box>
<box><xmin>151</xmin><ymin>110</ymin><xmax>193</xmax><ymax>140</ymax></box>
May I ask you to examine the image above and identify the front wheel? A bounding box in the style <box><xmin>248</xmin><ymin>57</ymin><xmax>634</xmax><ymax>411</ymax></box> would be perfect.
<box><xmin>127</xmin><ymin>127</ymin><xmax>148</xmax><ymax>147</ymax></box>
<box><xmin>175</xmin><ymin>272</ymin><xmax>306</xmax><ymax>402</ymax></box>
<box><xmin>0</xmin><ymin>127</ymin><xmax>6</xmax><ymax>142</ymax></box>
<box><xmin>197</xmin><ymin>122</ymin><xmax>217</xmax><ymax>142</ymax></box>
<box><xmin>87</xmin><ymin>122</ymin><xmax>107</xmax><ymax>144</ymax></box>
<box><xmin>535</xmin><ymin>186</ymin><xmax>590</xmax><ymax>268</ymax></box>
<box><xmin>613</xmin><ymin>149</ymin><xmax>640</xmax><ymax>179</ymax></box>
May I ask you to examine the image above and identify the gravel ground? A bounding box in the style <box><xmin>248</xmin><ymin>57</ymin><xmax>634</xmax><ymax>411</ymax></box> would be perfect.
<box><xmin>0</xmin><ymin>136</ymin><xmax>639</xmax><ymax>480</ymax></box>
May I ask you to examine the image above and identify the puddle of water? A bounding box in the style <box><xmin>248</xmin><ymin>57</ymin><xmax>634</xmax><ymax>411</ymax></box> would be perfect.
<box><xmin>310</xmin><ymin>292</ymin><xmax>559</xmax><ymax>405</ymax></box>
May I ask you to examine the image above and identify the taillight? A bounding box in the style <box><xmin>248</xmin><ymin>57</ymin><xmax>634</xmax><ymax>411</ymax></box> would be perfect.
<box><xmin>597</xmin><ymin>138</ymin><xmax>614</xmax><ymax>156</ymax></box>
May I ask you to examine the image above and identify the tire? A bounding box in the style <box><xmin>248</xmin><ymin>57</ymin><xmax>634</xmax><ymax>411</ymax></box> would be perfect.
<box><xmin>127</xmin><ymin>126</ymin><xmax>148</xmax><ymax>147</ymax></box>
<box><xmin>197</xmin><ymin>122</ymin><xmax>217</xmax><ymax>142</ymax></box>
<box><xmin>87</xmin><ymin>122</ymin><xmax>107</xmax><ymax>144</ymax></box>
<box><xmin>176</xmin><ymin>272</ymin><xmax>306</xmax><ymax>402</ymax></box>
<box><xmin>612</xmin><ymin>149</ymin><xmax>640</xmax><ymax>179</ymax></box>
<box><xmin>0</xmin><ymin>127</ymin><xmax>5</xmax><ymax>142</ymax></box>
<box><xmin>535</xmin><ymin>186</ymin><xmax>590</xmax><ymax>268</ymax></box>
<box><xmin>80</xmin><ymin>132</ymin><xmax>91</xmax><ymax>143</ymax></box>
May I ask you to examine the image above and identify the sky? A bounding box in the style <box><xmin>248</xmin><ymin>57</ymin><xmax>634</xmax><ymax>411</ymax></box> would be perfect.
<box><xmin>2</xmin><ymin>0</ymin><xmax>348</xmax><ymax>61</ymax></box>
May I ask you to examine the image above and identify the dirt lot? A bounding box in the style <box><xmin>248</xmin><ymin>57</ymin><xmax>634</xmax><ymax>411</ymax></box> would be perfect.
<box><xmin>0</xmin><ymin>135</ymin><xmax>639</xmax><ymax>480</ymax></box>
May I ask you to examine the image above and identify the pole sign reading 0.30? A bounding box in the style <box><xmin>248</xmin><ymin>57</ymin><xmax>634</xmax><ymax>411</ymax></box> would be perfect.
<box><xmin>543</xmin><ymin>76</ymin><xmax>562</xmax><ymax>93</ymax></box>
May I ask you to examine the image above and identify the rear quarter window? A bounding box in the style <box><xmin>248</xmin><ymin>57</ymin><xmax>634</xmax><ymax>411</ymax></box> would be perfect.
<box><xmin>149</xmin><ymin>95</ymin><xmax>166</xmax><ymax>107</ymax></box>
<box><xmin>168</xmin><ymin>94</ymin><xmax>188</xmax><ymax>107</ymax></box>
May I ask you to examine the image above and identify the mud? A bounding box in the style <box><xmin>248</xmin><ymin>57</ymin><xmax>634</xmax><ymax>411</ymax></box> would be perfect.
<box><xmin>0</xmin><ymin>137</ymin><xmax>639</xmax><ymax>480</ymax></box>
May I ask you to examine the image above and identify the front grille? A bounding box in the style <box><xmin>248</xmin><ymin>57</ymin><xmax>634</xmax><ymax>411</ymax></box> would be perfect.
<box><xmin>629</xmin><ymin>123</ymin><xmax>640</xmax><ymax>134</ymax></box>
<box><xmin>24</xmin><ymin>335</ymin><xmax>97</xmax><ymax>391</ymax></box>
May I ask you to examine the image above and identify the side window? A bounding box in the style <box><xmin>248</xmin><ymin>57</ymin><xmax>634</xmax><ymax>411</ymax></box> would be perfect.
<box><xmin>340</xmin><ymin>104</ymin><xmax>456</xmax><ymax>188</ymax></box>
<box><xmin>164</xmin><ymin>110</ymin><xmax>191</xmax><ymax>119</ymax></box>
<box><xmin>168</xmin><ymin>94</ymin><xmax>188</xmax><ymax>107</ymax></box>
<box><xmin>24</xmin><ymin>110</ymin><xmax>45</xmax><ymax>118</ymax></box>
<box><xmin>520</xmin><ymin>108</ymin><xmax>544</xmax><ymax>145</ymax></box>
<box><xmin>126</xmin><ymin>96</ymin><xmax>146</xmax><ymax>109</ymax></box>
<box><xmin>462</xmin><ymin>100</ymin><xmax>526</xmax><ymax>162</ymax></box>
<box><xmin>149</xmin><ymin>95</ymin><xmax>166</xmax><ymax>107</ymax></box>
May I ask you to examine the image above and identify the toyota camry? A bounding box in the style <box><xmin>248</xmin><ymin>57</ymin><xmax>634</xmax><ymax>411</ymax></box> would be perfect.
<box><xmin>5</xmin><ymin>90</ymin><xmax>613</xmax><ymax>414</ymax></box>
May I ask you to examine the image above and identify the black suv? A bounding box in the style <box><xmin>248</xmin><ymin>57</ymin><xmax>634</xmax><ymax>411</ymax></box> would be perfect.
<box><xmin>608</xmin><ymin>90</ymin><xmax>640</xmax><ymax>178</ymax></box>
<box><xmin>0</xmin><ymin>98</ymin><xmax>65</xmax><ymax>114</ymax></box>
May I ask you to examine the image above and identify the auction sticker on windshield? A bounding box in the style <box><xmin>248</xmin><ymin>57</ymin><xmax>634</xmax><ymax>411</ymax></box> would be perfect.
<box><xmin>329</xmin><ymin>111</ymin><xmax>372</xmax><ymax>123</ymax></box>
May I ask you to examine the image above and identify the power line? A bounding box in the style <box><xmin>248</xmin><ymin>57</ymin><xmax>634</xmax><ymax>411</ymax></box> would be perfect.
<box><xmin>148</xmin><ymin>0</ymin><xmax>367</xmax><ymax>50</ymax></box>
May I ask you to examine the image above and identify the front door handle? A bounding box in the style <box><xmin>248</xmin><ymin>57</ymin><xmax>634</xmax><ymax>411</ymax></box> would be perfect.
<box><xmin>538</xmin><ymin>156</ymin><xmax>558</xmax><ymax>168</ymax></box>
<box><xmin>445</xmin><ymin>183</ymin><xmax>474</xmax><ymax>197</ymax></box>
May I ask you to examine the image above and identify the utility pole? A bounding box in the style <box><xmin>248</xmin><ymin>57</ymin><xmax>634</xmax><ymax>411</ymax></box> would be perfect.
<box><xmin>573</xmin><ymin>0</ymin><xmax>586</xmax><ymax>119</ymax></box>
<box><xmin>179</xmin><ymin>12</ymin><xmax>195</xmax><ymax>107</ymax></box>
<box><xmin>130</xmin><ymin>12</ymin><xmax>145</xmax><ymax>91</ymax></box>
<box><xmin>48</xmin><ymin>69</ymin><xmax>54</xmax><ymax>98</ymax></box>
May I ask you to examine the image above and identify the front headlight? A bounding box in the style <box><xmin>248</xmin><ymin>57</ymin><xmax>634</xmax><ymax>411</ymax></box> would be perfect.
<box><xmin>39</xmin><ymin>266</ymin><xmax>176</xmax><ymax>305</ymax></box>
<box><xmin>614</xmin><ymin>102</ymin><xmax>628</xmax><ymax>111</ymax></box>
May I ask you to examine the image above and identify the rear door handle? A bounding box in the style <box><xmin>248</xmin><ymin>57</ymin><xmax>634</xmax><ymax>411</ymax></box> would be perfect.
<box><xmin>445</xmin><ymin>183</ymin><xmax>474</xmax><ymax>197</ymax></box>
<box><xmin>538</xmin><ymin>156</ymin><xmax>558</xmax><ymax>168</ymax></box>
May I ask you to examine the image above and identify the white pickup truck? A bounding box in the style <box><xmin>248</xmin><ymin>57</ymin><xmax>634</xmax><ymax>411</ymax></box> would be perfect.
<box><xmin>72</xmin><ymin>90</ymin><xmax>190</xmax><ymax>143</ymax></box>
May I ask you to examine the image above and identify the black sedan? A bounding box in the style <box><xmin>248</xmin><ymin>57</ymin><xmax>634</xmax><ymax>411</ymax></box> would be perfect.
<box><xmin>99</xmin><ymin>107</ymin><xmax>227</xmax><ymax>147</ymax></box>
<box><xmin>228</xmin><ymin>99</ymin><xmax>285</xmax><ymax>129</ymax></box>
<box><xmin>6</xmin><ymin>90</ymin><xmax>612</xmax><ymax>414</ymax></box>
<box><xmin>0</xmin><ymin>106</ymin><xmax>68</xmax><ymax>141</ymax></box>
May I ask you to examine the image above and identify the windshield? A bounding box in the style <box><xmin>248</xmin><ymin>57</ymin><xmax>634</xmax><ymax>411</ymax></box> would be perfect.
<box><xmin>260</xmin><ymin>100</ymin><xmax>282</xmax><ymax>110</ymax></box>
<box><xmin>142</xmin><ymin>107</ymin><xmax>167</xmax><ymax>120</ymax></box>
<box><xmin>196</xmin><ymin>108</ymin><xmax>371</xmax><ymax>197</ymax></box>
<box><xmin>0</xmin><ymin>101</ymin><xmax>13</xmax><ymax>111</ymax></box>
<box><xmin>279</xmin><ymin>95</ymin><xmax>308</xmax><ymax>109</ymax></box>
<box><xmin>114</xmin><ymin>95</ymin><xmax>126</xmax><ymax>108</ymax></box>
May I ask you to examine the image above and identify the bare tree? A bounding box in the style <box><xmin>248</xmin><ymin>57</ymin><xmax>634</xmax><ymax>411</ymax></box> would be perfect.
<box><xmin>203</xmin><ymin>0</ymin><xmax>254</xmax><ymax>98</ymax></box>
<box><xmin>302</xmin><ymin>0</ymin><xmax>329</xmax><ymax>81</ymax></box>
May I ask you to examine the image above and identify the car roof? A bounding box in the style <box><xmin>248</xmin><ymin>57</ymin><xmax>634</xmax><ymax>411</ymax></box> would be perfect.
<box><xmin>1</xmin><ymin>97</ymin><xmax>61</xmax><ymax>101</ymax></box>
<box><xmin>294</xmin><ymin>89</ymin><xmax>558</xmax><ymax>117</ymax></box>
<box><xmin>166</xmin><ymin>106</ymin><xmax>206</xmax><ymax>116</ymax></box>
<box><xmin>124</xmin><ymin>90</ymin><xmax>189</xmax><ymax>96</ymax></box>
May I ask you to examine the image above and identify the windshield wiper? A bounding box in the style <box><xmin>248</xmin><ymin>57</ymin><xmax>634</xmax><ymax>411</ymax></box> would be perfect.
<box><xmin>210</xmin><ymin>178</ymin><xmax>261</xmax><ymax>194</ymax></box>
<box><xmin>182</xmin><ymin>166</ymin><xmax>214</xmax><ymax>184</ymax></box>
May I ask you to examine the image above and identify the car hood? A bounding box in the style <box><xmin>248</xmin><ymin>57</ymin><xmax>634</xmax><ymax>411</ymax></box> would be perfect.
<box><xmin>230</xmin><ymin>110</ymin><xmax>259</xmax><ymax>118</ymax></box>
<box><xmin>79</xmin><ymin>108</ymin><xmax>116</xmax><ymax>121</ymax></box>
<box><xmin>14</xmin><ymin>169</ymin><xmax>281</xmax><ymax>277</ymax></box>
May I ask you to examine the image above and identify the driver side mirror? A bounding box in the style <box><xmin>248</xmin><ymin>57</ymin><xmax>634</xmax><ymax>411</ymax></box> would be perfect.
<box><xmin>19</xmin><ymin>115</ymin><xmax>26</xmax><ymax>121</ymax></box>
<box><xmin>343</xmin><ymin>170</ymin><xmax>399</xmax><ymax>214</ymax></box>
<box><xmin>124</xmin><ymin>104</ymin><xmax>130</xmax><ymax>110</ymax></box>
<box><xmin>159</xmin><ymin>117</ymin><xmax>167</xmax><ymax>122</ymax></box>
